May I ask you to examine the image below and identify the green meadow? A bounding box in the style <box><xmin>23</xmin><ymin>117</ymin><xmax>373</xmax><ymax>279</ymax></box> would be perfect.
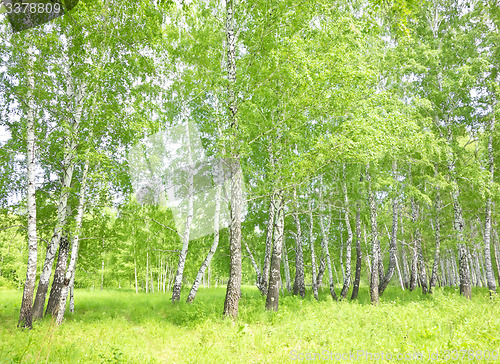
<box><xmin>1</xmin><ymin>287</ymin><xmax>499</xmax><ymax>363</ymax></box>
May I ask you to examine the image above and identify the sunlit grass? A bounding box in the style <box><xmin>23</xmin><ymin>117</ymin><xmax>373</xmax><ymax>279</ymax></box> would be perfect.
<box><xmin>1</xmin><ymin>286</ymin><xmax>499</xmax><ymax>363</ymax></box>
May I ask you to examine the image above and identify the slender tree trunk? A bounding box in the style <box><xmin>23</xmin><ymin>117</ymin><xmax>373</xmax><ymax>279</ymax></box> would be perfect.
<box><xmin>400</xmin><ymin>216</ymin><xmax>410</xmax><ymax>289</ymax></box>
<box><xmin>151</xmin><ymin>268</ymin><xmax>154</xmax><ymax>293</ymax></box>
<box><xmin>429</xmin><ymin>183</ymin><xmax>442</xmax><ymax>293</ymax></box>
<box><xmin>245</xmin><ymin>241</ymin><xmax>262</xmax><ymax>289</ymax></box>
<box><xmin>146</xmin><ymin>251</ymin><xmax>149</xmax><ymax>293</ymax></box>
<box><xmin>101</xmin><ymin>259</ymin><xmax>104</xmax><ymax>291</ymax></box>
<box><xmin>56</xmin><ymin>159</ymin><xmax>89</xmax><ymax>325</ymax></box>
<box><xmin>340</xmin><ymin>164</ymin><xmax>352</xmax><ymax>299</ymax></box>
<box><xmin>308</xmin><ymin>200</ymin><xmax>319</xmax><ymax>300</ymax></box>
<box><xmin>484</xmin><ymin>113</ymin><xmax>497</xmax><ymax>294</ymax></box>
<box><xmin>172</xmin><ymin>121</ymin><xmax>195</xmax><ymax>303</ymax></box>
<box><xmin>409</xmin><ymin>198</ymin><xmax>419</xmax><ymax>292</ymax></box>
<box><xmin>409</xmin><ymin>193</ymin><xmax>428</xmax><ymax>293</ymax></box>
<box><xmin>440</xmin><ymin>257</ymin><xmax>447</xmax><ymax>287</ymax></box>
<box><xmin>450</xmin><ymin>249</ymin><xmax>459</xmax><ymax>286</ymax></box>
<box><xmin>261</xmin><ymin>191</ymin><xmax>276</xmax><ymax>295</ymax></box>
<box><xmin>32</xmin><ymin>78</ymin><xmax>86</xmax><ymax>321</ymax></box>
<box><xmin>416</xmin><ymin>228</ymin><xmax>428</xmax><ymax>294</ymax></box>
<box><xmin>395</xmin><ymin>251</ymin><xmax>405</xmax><ymax>290</ymax></box>
<box><xmin>134</xmin><ymin>258</ymin><xmax>138</xmax><ymax>294</ymax></box>
<box><xmin>265</xmin><ymin>191</ymin><xmax>284</xmax><ymax>311</ymax></box>
<box><xmin>316</xmin><ymin>257</ymin><xmax>326</xmax><ymax>289</ymax></box>
<box><xmin>444</xmin><ymin>123</ymin><xmax>472</xmax><ymax>297</ymax></box>
<box><xmin>223</xmin><ymin>156</ymin><xmax>243</xmax><ymax>317</ymax></box>
<box><xmin>477</xmin><ymin>243</ymin><xmax>487</xmax><ymax>287</ymax></box>
<box><xmin>207</xmin><ymin>264</ymin><xmax>211</xmax><ymax>288</ymax></box>
<box><xmin>452</xmin><ymin>254</ymin><xmax>458</xmax><ymax>286</ymax></box>
<box><xmin>187</xmin><ymin>176</ymin><xmax>222</xmax><ymax>303</ymax></box>
<box><xmin>318</xmin><ymin>177</ymin><xmax>338</xmax><ymax>300</ymax></box>
<box><xmin>157</xmin><ymin>257</ymin><xmax>161</xmax><ymax>292</ymax></box>
<box><xmin>69</xmin><ymin>281</ymin><xmax>74</xmax><ymax>313</ymax></box>
<box><xmin>379</xmin><ymin>162</ymin><xmax>399</xmax><ymax>295</ymax></box>
<box><xmin>340</xmin><ymin>227</ymin><xmax>345</xmax><ymax>282</ymax></box>
<box><xmin>18</xmin><ymin>48</ymin><xmax>37</xmax><ymax>329</ymax></box>
<box><xmin>366</xmin><ymin>166</ymin><xmax>380</xmax><ymax>305</ymax></box>
<box><xmin>364</xmin><ymin>225</ymin><xmax>371</xmax><ymax>277</ymax></box>
<box><xmin>292</xmin><ymin>188</ymin><xmax>305</xmax><ymax>297</ymax></box>
<box><xmin>451</xmin><ymin>189</ymin><xmax>471</xmax><ymax>297</ymax></box>
<box><xmin>351</xmin><ymin>203</ymin><xmax>362</xmax><ymax>300</ymax></box>
<box><xmin>45</xmin><ymin>235</ymin><xmax>70</xmax><ymax>316</ymax></box>
<box><xmin>223</xmin><ymin>0</ymin><xmax>243</xmax><ymax>319</ymax></box>
<box><xmin>282</xmin><ymin>236</ymin><xmax>292</xmax><ymax>292</ymax></box>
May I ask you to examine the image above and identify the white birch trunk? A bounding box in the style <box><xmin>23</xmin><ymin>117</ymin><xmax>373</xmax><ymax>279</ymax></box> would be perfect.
<box><xmin>69</xmin><ymin>281</ymin><xmax>74</xmax><ymax>313</ymax></box>
<box><xmin>171</xmin><ymin>121</ymin><xmax>195</xmax><ymax>303</ymax></box>
<box><xmin>379</xmin><ymin>160</ymin><xmax>399</xmax><ymax>296</ymax></box>
<box><xmin>308</xmin><ymin>200</ymin><xmax>318</xmax><ymax>300</ymax></box>
<box><xmin>351</xmin><ymin>202</ymin><xmax>363</xmax><ymax>299</ymax></box>
<box><xmin>340</xmin><ymin>164</ymin><xmax>352</xmax><ymax>299</ymax></box>
<box><xmin>484</xmin><ymin>112</ymin><xmax>497</xmax><ymax>293</ymax></box>
<box><xmin>261</xmin><ymin>191</ymin><xmax>275</xmax><ymax>295</ymax></box>
<box><xmin>146</xmin><ymin>251</ymin><xmax>149</xmax><ymax>293</ymax></box>
<box><xmin>56</xmin><ymin>159</ymin><xmax>89</xmax><ymax>325</ymax></box>
<box><xmin>187</xmin><ymin>170</ymin><xmax>222</xmax><ymax>303</ymax></box>
<box><xmin>366</xmin><ymin>166</ymin><xmax>380</xmax><ymax>305</ymax></box>
<box><xmin>429</xmin><ymin>180</ymin><xmax>442</xmax><ymax>292</ymax></box>
<box><xmin>282</xmin><ymin>236</ymin><xmax>292</xmax><ymax>292</ymax></box>
<box><xmin>18</xmin><ymin>46</ymin><xmax>37</xmax><ymax>329</ymax></box>
<box><xmin>292</xmin><ymin>187</ymin><xmax>305</xmax><ymax>297</ymax></box>
<box><xmin>265</xmin><ymin>191</ymin><xmax>284</xmax><ymax>311</ymax></box>
<box><xmin>223</xmin><ymin>0</ymin><xmax>243</xmax><ymax>319</ymax></box>
<box><xmin>134</xmin><ymin>258</ymin><xmax>138</xmax><ymax>294</ymax></box>
<box><xmin>318</xmin><ymin>177</ymin><xmax>338</xmax><ymax>300</ymax></box>
<box><xmin>45</xmin><ymin>233</ymin><xmax>70</xmax><ymax>316</ymax></box>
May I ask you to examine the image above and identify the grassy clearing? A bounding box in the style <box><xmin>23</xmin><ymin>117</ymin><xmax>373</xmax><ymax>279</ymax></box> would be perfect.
<box><xmin>0</xmin><ymin>286</ymin><xmax>499</xmax><ymax>363</ymax></box>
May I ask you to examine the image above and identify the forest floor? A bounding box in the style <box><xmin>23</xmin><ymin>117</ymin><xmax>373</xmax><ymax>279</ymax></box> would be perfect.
<box><xmin>0</xmin><ymin>286</ymin><xmax>499</xmax><ymax>363</ymax></box>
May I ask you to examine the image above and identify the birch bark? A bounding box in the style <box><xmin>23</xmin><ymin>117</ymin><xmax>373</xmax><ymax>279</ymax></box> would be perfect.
<box><xmin>18</xmin><ymin>46</ymin><xmax>37</xmax><ymax>329</ymax></box>
<box><xmin>187</xmin><ymin>166</ymin><xmax>223</xmax><ymax>303</ymax></box>
<box><xmin>351</xmin><ymin>203</ymin><xmax>362</xmax><ymax>300</ymax></box>
<box><xmin>292</xmin><ymin>187</ymin><xmax>305</xmax><ymax>297</ymax></box>
<box><xmin>340</xmin><ymin>164</ymin><xmax>352</xmax><ymax>299</ymax></box>
<box><xmin>45</xmin><ymin>234</ymin><xmax>70</xmax><ymax>316</ymax></box>
<box><xmin>379</xmin><ymin>161</ymin><xmax>399</xmax><ymax>295</ymax></box>
<box><xmin>223</xmin><ymin>0</ymin><xmax>243</xmax><ymax>319</ymax></box>
<box><xmin>484</xmin><ymin>112</ymin><xmax>497</xmax><ymax>293</ymax></box>
<box><xmin>308</xmin><ymin>200</ymin><xmax>318</xmax><ymax>300</ymax></box>
<box><xmin>366</xmin><ymin>166</ymin><xmax>380</xmax><ymax>305</ymax></box>
<box><xmin>265</xmin><ymin>191</ymin><xmax>284</xmax><ymax>311</ymax></box>
<box><xmin>55</xmin><ymin>159</ymin><xmax>89</xmax><ymax>325</ymax></box>
<box><xmin>318</xmin><ymin>178</ymin><xmax>338</xmax><ymax>300</ymax></box>
<box><xmin>260</xmin><ymin>193</ymin><xmax>275</xmax><ymax>295</ymax></box>
<box><xmin>171</xmin><ymin>121</ymin><xmax>195</xmax><ymax>303</ymax></box>
<box><xmin>282</xmin><ymin>236</ymin><xmax>292</xmax><ymax>292</ymax></box>
<box><xmin>429</xmin><ymin>182</ymin><xmax>442</xmax><ymax>292</ymax></box>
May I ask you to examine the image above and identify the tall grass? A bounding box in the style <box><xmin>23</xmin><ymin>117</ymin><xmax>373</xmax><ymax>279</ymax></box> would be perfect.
<box><xmin>0</xmin><ymin>286</ymin><xmax>499</xmax><ymax>363</ymax></box>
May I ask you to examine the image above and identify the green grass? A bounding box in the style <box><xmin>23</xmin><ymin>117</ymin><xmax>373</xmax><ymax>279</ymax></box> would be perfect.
<box><xmin>1</xmin><ymin>286</ymin><xmax>499</xmax><ymax>363</ymax></box>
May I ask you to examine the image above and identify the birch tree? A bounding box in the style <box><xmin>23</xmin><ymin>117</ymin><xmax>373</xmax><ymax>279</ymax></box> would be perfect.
<box><xmin>265</xmin><ymin>190</ymin><xmax>284</xmax><ymax>311</ymax></box>
<box><xmin>222</xmin><ymin>0</ymin><xmax>244</xmax><ymax>319</ymax></box>
<box><xmin>171</xmin><ymin>121</ymin><xmax>195</xmax><ymax>303</ymax></box>
<box><xmin>56</xmin><ymin>159</ymin><xmax>89</xmax><ymax>325</ymax></box>
<box><xmin>18</xmin><ymin>43</ymin><xmax>37</xmax><ymax>329</ymax></box>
